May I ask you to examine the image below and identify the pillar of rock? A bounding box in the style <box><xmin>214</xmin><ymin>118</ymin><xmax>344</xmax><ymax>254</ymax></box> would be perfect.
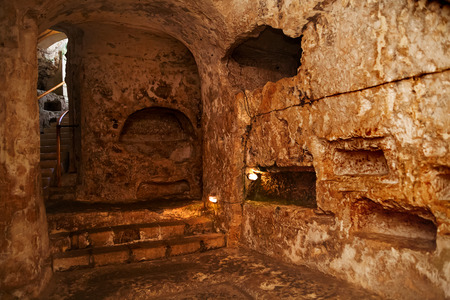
<box><xmin>0</xmin><ymin>4</ymin><xmax>51</xmax><ymax>298</ymax></box>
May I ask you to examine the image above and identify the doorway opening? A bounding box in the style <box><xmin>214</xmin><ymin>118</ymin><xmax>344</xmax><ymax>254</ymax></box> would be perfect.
<box><xmin>38</xmin><ymin>30</ymin><xmax>74</xmax><ymax>192</ymax></box>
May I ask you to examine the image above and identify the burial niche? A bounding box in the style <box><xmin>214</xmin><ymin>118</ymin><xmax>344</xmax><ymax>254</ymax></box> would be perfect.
<box><xmin>246</xmin><ymin>167</ymin><xmax>317</xmax><ymax>208</ymax></box>
<box><xmin>119</xmin><ymin>107</ymin><xmax>201</xmax><ymax>201</ymax></box>
<box><xmin>227</xmin><ymin>26</ymin><xmax>302</xmax><ymax>91</ymax></box>
<box><xmin>119</xmin><ymin>107</ymin><xmax>195</xmax><ymax>160</ymax></box>
<box><xmin>352</xmin><ymin>199</ymin><xmax>437</xmax><ymax>251</ymax></box>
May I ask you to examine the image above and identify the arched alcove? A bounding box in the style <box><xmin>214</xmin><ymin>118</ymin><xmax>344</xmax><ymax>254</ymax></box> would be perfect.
<box><xmin>119</xmin><ymin>107</ymin><xmax>196</xmax><ymax>157</ymax></box>
<box><xmin>120</xmin><ymin>107</ymin><xmax>194</xmax><ymax>143</ymax></box>
<box><xmin>226</xmin><ymin>26</ymin><xmax>303</xmax><ymax>91</ymax></box>
<box><xmin>119</xmin><ymin>107</ymin><xmax>200</xmax><ymax>201</ymax></box>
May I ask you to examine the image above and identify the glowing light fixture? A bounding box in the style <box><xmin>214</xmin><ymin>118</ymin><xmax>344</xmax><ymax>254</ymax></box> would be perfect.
<box><xmin>247</xmin><ymin>173</ymin><xmax>258</xmax><ymax>181</ymax></box>
<box><xmin>209</xmin><ymin>196</ymin><xmax>218</xmax><ymax>203</ymax></box>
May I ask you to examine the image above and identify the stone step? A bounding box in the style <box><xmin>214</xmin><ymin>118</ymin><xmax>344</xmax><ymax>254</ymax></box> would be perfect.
<box><xmin>43</xmin><ymin>127</ymin><xmax>73</xmax><ymax>135</ymax></box>
<box><xmin>47</xmin><ymin>200</ymin><xmax>205</xmax><ymax>234</ymax></box>
<box><xmin>40</xmin><ymin>145</ymin><xmax>70</xmax><ymax>153</ymax></box>
<box><xmin>52</xmin><ymin>233</ymin><xmax>226</xmax><ymax>272</ymax></box>
<box><xmin>47</xmin><ymin>186</ymin><xmax>76</xmax><ymax>195</ymax></box>
<box><xmin>41</xmin><ymin>152</ymin><xmax>57</xmax><ymax>160</ymax></box>
<box><xmin>48</xmin><ymin>191</ymin><xmax>76</xmax><ymax>202</ymax></box>
<box><xmin>42</xmin><ymin>177</ymin><xmax>51</xmax><ymax>188</ymax></box>
<box><xmin>49</xmin><ymin>216</ymin><xmax>214</xmax><ymax>254</ymax></box>
<box><xmin>40</xmin><ymin>138</ymin><xmax>72</xmax><ymax>147</ymax></box>
<box><xmin>42</xmin><ymin>168</ymin><xmax>54</xmax><ymax>177</ymax></box>
<box><xmin>40</xmin><ymin>160</ymin><xmax>56</xmax><ymax>169</ymax></box>
<box><xmin>41</xmin><ymin>132</ymin><xmax>72</xmax><ymax>140</ymax></box>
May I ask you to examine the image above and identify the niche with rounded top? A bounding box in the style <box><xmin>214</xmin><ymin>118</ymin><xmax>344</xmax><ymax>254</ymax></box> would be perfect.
<box><xmin>119</xmin><ymin>107</ymin><xmax>196</xmax><ymax>161</ymax></box>
<box><xmin>119</xmin><ymin>107</ymin><xmax>201</xmax><ymax>201</ymax></box>
<box><xmin>227</xmin><ymin>26</ymin><xmax>303</xmax><ymax>91</ymax></box>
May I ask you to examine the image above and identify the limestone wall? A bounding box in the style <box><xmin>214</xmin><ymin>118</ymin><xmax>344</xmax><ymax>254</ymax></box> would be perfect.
<box><xmin>1</xmin><ymin>0</ymin><xmax>448</xmax><ymax>298</ymax></box>
<box><xmin>0</xmin><ymin>3</ymin><xmax>51</xmax><ymax>298</ymax></box>
<box><xmin>223</xmin><ymin>1</ymin><xmax>450</xmax><ymax>298</ymax></box>
<box><xmin>74</xmin><ymin>23</ymin><xmax>202</xmax><ymax>203</ymax></box>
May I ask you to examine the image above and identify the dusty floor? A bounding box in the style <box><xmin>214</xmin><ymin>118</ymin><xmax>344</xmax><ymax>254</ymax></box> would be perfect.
<box><xmin>39</xmin><ymin>248</ymin><xmax>383</xmax><ymax>299</ymax></box>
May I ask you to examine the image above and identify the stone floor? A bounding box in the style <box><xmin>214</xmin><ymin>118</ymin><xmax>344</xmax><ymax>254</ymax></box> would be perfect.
<box><xmin>39</xmin><ymin>248</ymin><xmax>383</xmax><ymax>299</ymax></box>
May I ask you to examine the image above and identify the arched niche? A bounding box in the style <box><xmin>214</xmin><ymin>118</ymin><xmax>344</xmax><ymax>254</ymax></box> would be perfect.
<box><xmin>119</xmin><ymin>107</ymin><xmax>201</xmax><ymax>201</ymax></box>
<box><xmin>120</xmin><ymin>107</ymin><xmax>196</xmax><ymax>144</ymax></box>
<box><xmin>119</xmin><ymin>107</ymin><xmax>197</xmax><ymax>160</ymax></box>
<box><xmin>226</xmin><ymin>26</ymin><xmax>302</xmax><ymax>91</ymax></box>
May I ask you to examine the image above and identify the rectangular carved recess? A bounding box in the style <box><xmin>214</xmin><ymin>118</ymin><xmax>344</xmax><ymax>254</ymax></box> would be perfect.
<box><xmin>247</xmin><ymin>167</ymin><xmax>317</xmax><ymax>208</ymax></box>
<box><xmin>333</xmin><ymin>149</ymin><xmax>389</xmax><ymax>176</ymax></box>
<box><xmin>352</xmin><ymin>199</ymin><xmax>437</xmax><ymax>251</ymax></box>
<box><xmin>433</xmin><ymin>167</ymin><xmax>450</xmax><ymax>201</ymax></box>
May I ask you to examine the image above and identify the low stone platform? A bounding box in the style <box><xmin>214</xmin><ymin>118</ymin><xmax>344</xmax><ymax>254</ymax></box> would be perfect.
<box><xmin>39</xmin><ymin>248</ymin><xmax>383</xmax><ymax>299</ymax></box>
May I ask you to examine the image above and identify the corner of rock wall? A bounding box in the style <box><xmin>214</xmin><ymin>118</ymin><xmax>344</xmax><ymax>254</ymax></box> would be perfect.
<box><xmin>0</xmin><ymin>5</ymin><xmax>51</xmax><ymax>298</ymax></box>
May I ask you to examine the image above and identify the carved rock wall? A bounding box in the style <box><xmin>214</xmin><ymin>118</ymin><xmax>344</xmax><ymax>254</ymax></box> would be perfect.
<box><xmin>1</xmin><ymin>0</ymin><xmax>449</xmax><ymax>298</ymax></box>
<box><xmin>75</xmin><ymin>23</ymin><xmax>202</xmax><ymax>203</ymax></box>
<box><xmin>0</xmin><ymin>4</ymin><xmax>51</xmax><ymax>298</ymax></box>
<box><xmin>232</xmin><ymin>1</ymin><xmax>449</xmax><ymax>299</ymax></box>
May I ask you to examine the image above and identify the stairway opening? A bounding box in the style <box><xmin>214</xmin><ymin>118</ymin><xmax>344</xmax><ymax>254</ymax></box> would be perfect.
<box><xmin>38</xmin><ymin>30</ymin><xmax>73</xmax><ymax>193</ymax></box>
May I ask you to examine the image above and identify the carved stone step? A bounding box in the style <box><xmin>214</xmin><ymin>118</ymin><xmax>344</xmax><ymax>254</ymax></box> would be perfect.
<box><xmin>40</xmin><ymin>145</ymin><xmax>70</xmax><ymax>153</ymax></box>
<box><xmin>52</xmin><ymin>233</ymin><xmax>226</xmax><ymax>272</ymax></box>
<box><xmin>40</xmin><ymin>138</ymin><xmax>72</xmax><ymax>147</ymax></box>
<box><xmin>46</xmin><ymin>200</ymin><xmax>205</xmax><ymax>233</ymax></box>
<box><xmin>49</xmin><ymin>217</ymin><xmax>214</xmax><ymax>254</ymax></box>
<box><xmin>42</xmin><ymin>177</ymin><xmax>51</xmax><ymax>188</ymax></box>
<box><xmin>41</xmin><ymin>152</ymin><xmax>57</xmax><ymax>160</ymax></box>
<box><xmin>40</xmin><ymin>160</ymin><xmax>56</xmax><ymax>169</ymax></box>
<box><xmin>40</xmin><ymin>132</ymin><xmax>71</xmax><ymax>140</ymax></box>
<box><xmin>43</xmin><ymin>127</ymin><xmax>73</xmax><ymax>135</ymax></box>
<box><xmin>41</xmin><ymin>168</ymin><xmax>54</xmax><ymax>177</ymax></box>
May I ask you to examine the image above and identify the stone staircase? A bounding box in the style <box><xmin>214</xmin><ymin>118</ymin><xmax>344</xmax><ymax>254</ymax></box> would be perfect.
<box><xmin>46</xmin><ymin>200</ymin><xmax>225</xmax><ymax>272</ymax></box>
<box><xmin>41</xmin><ymin>115</ymin><xmax>224</xmax><ymax>272</ymax></box>
<box><xmin>40</xmin><ymin>116</ymin><xmax>72</xmax><ymax>192</ymax></box>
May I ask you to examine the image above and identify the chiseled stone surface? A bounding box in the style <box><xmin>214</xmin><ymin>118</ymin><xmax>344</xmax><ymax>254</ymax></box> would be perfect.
<box><xmin>0</xmin><ymin>4</ymin><xmax>51</xmax><ymax>299</ymax></box>
<box><xmin>231</xmin><ymin>2</ymin><xmax>449</xmax><ymax>299</ymax></box>
<box><xmin>240</xmin><ymin>67</ymin><xmax>450</xmax><ymax>300</ymax></box>
<box><xmin>74</xmin><ymin>23</ymin><xmax>202</xmax><ymax>203</ymax></box>
<box><xmin>1</xmin><ymin>0</ymin><xmax>449</xmax><ymax>298</ymax></box>
<box><xmin>39</xmin><ymin>248</ymin><xmax>382</xmax><ymax>299</ymax></box>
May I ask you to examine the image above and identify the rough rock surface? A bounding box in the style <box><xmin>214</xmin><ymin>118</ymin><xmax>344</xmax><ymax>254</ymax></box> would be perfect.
<box><xmin>37</xmin><ymin>40</ymin><xmax>65</xmax><ymax>93</ymax></box>
<box><xmin>73</xmin><ymin>23</ymin><xmax>202</xmax><ymax>203</ymax></box>
<box><xmin>1</xmin><ymin>0</ymin><xmax>449</xmax><ymax>298</ymax></box>
<box><xmin>235</xmin><ymin>2</ymin><xmax>450</xmax><ymax>299</ymax></box>
<box><xmin>38</xmin><ymin>90</ymin><xmax>68</xmax><ymax>132</ymax></box>
<box><xmin>39</xmin><ymin>248</ymin><xmax>382</xmax><ymax>299</ymax></box>
<box><xmin>0</xmin><ymin>5</ymin><xmax>51</xmax><ymax>299</ymax></box>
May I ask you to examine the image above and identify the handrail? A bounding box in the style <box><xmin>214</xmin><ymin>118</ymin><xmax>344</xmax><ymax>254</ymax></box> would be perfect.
<box><xmin>38</xmin><ymin>81</ymin><xmax>65</xmax><ymax>100</ymax></box>
<box><xmin>56</xmin><ymin>110</ymin><xmax>69</xmax><ymax>187</ymax></box>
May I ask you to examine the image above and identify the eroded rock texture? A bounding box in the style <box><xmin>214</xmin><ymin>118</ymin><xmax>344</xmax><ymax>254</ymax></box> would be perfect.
<box><xmin>235</xmin><ymin>1</ymin><xmax>450</xmax><ymax>299</ymax></box>
<box><xmin>74</xmin><ymin>23</ymin><xmax>202</xmax><ymax>203</ymax></box>
<box><xmin>37</xmin><ymin>90</ymin><xmax>68</xmax><ymax>132</ymax></box>
<box><xmin>0</xmin><ymin>0</ymin><xmax>449</xmax><ymax>299</ymax></box>
<box><xmin>0</xmin><ymin>4</ymin><xmax>51</xmax><ymax>298</ymax></box>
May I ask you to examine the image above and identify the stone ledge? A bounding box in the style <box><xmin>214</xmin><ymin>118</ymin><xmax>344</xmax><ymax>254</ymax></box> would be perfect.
<box><xmin>52</xmin><ymin>233</ymin><xmax>226</xmax><ymax>271</ymax></box>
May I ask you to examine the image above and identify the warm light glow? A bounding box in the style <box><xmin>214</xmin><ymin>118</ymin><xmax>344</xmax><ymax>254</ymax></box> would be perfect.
<box><xmin>247</xmin><ymin>173</ymin><xmax>258</xmax><ymax>181</ymax></box>
<box><xmin>209</xmin><ymin>196</ymin><xmax>218</xmax><ymax>203</ymax></box>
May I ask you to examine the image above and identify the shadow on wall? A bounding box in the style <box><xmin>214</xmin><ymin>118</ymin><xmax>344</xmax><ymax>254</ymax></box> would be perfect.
<box><xmin>226</xmin><ymin>26</ymin><xmax>303</xmax><ymax>91</ymax></box>
<box><xmin>119</xmin><ymin>107</ymin><xmax>200</xmax><ymax>201</ymax></box>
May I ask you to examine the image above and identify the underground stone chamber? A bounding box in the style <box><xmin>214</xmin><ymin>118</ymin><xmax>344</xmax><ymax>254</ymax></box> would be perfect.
<box><xmin>1</xmin><ymin>1</ymin><xmax>449</xmax><ymax>299</ymax></box>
